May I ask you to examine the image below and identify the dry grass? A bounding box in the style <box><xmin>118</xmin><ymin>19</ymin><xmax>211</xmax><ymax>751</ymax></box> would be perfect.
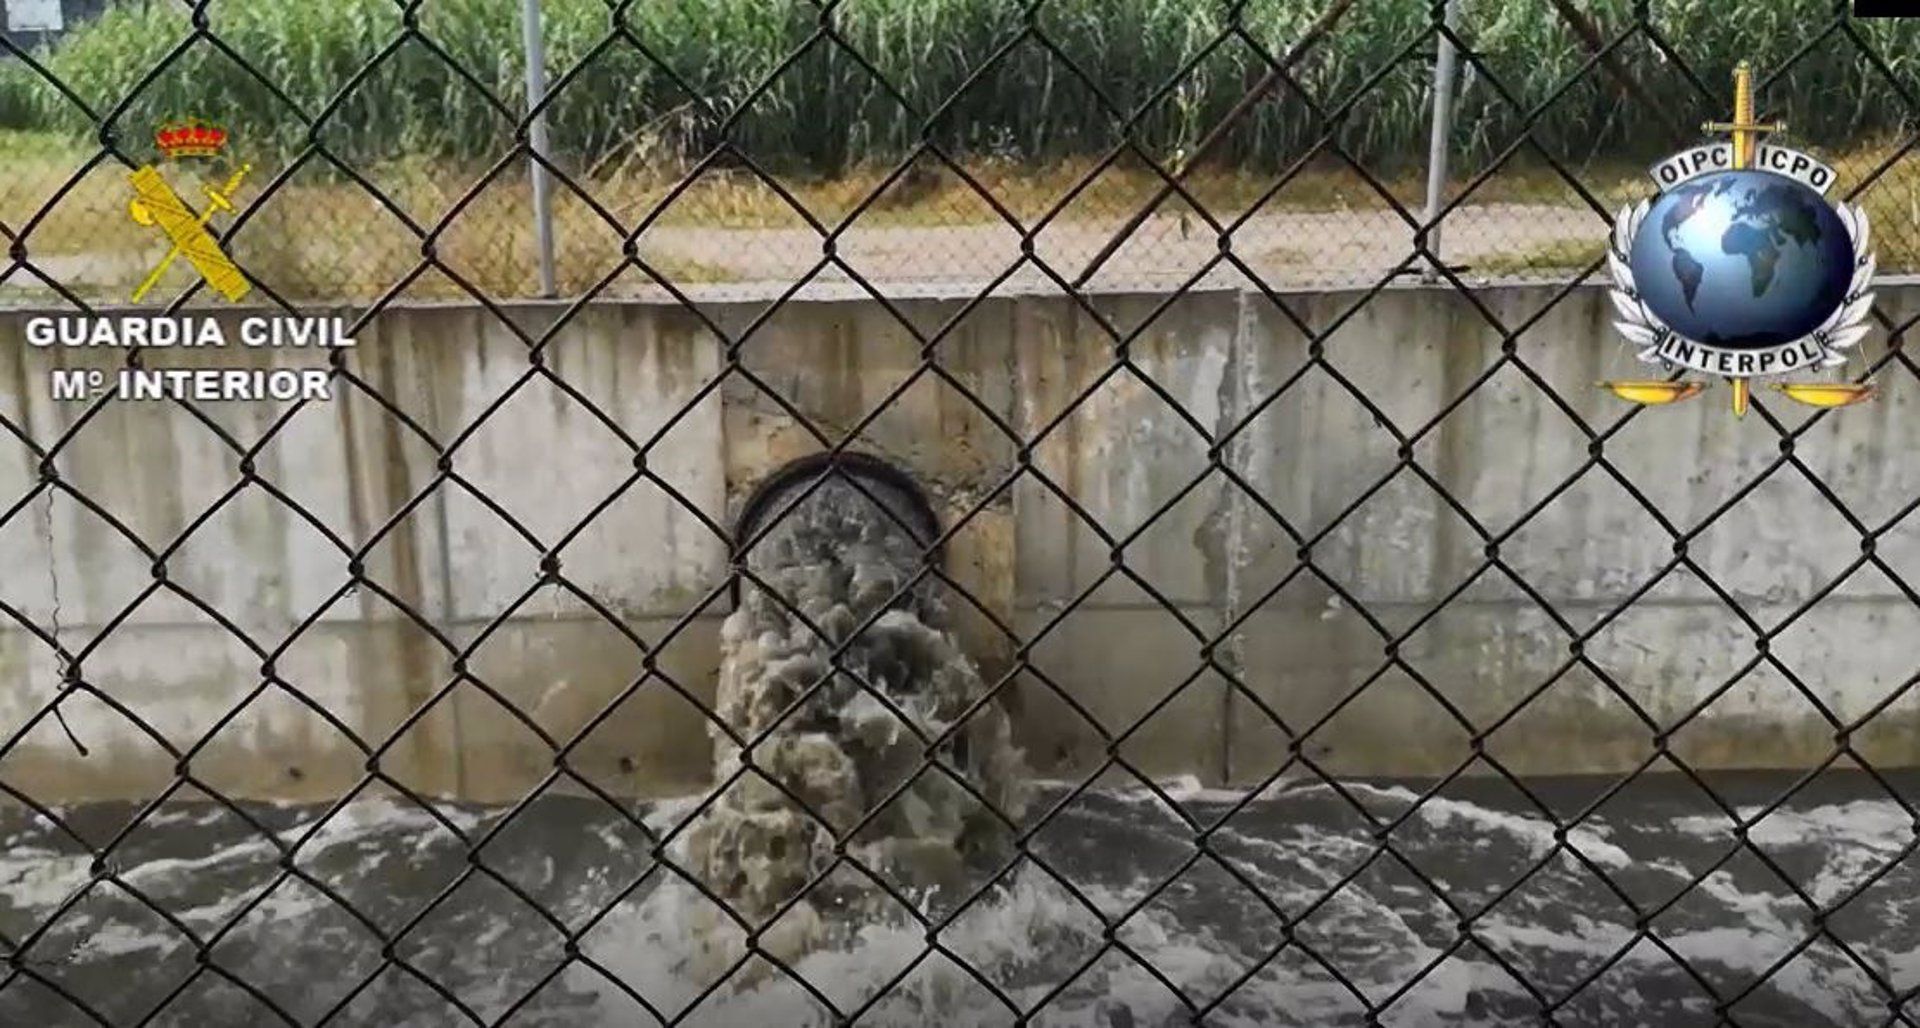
<box><xmin>1471</xmin><ymin>237</ymin><xmax>1611</xmax><ymax>278</ymax></box>
<box><xmin>6</xmin><ymin>130</ymin><xmax>1919</xmax><ymax>302</ymax></box>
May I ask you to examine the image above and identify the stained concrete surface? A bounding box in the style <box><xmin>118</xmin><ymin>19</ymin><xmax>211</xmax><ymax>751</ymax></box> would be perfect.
<box><xmin>0</xmin><ymin>283</ymin><xmax>1916</xmax><ymax>802</ymax></box>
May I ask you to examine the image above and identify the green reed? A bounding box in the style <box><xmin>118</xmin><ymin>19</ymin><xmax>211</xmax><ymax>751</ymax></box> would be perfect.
<box><xmin>1</xmin><ymin>0</ymin><xmax>1914</xmax><ymax>177</ymax></box>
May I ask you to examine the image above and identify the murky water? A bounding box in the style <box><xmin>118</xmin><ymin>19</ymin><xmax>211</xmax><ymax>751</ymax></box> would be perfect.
<box><xmin>5</xmin><ymin>775</ymin><xmax>1920</xmax><ymax>1026</ymax></box>
<box><xmin>6</xmin><ymin>476</ymin><xmax>1919</xmax><ymax>1025</ymax></box>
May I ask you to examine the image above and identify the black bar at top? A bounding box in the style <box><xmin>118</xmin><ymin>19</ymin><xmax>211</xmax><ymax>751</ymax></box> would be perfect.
<box><xmin>1855</xmin><ymin>1</ymin><xmax>1918</xmax><ymax>16</ymax></box>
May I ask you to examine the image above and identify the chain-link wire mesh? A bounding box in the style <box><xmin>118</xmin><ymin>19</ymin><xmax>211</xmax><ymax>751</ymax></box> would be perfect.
<box><xmin>4</xmin><ymin>0</ymin><xmax>1920</xmax><ymax>301</ymax></box>
<box><xmin>5</xmin><ymin>0</ymin><xmax>1920</xmax><ymax>1024</ymax></box>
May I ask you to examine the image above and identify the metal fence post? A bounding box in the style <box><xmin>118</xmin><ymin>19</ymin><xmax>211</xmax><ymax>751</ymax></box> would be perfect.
<box><xmin>521</xmin><ymin>0</ymin><xmax>557</xmax><ymax>298</ymax></box>
<box><xmin>1419</xmin><ymin>0</ymin><xmax>1461</xmax><ymax>283</ymax></box>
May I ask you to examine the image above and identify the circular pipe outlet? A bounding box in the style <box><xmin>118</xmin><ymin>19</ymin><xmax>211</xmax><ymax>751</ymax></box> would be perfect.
<box><xmin>730</xmin><ymin>451</ymin><xmax>943</xmax><ymax>606</ymax></box>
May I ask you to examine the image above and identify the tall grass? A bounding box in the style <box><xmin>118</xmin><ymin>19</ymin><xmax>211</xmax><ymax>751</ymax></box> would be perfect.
<box><xmin>2</xmin><ymin>0</ymin><xmax>1918</xmax><ymax>176</ymax></box>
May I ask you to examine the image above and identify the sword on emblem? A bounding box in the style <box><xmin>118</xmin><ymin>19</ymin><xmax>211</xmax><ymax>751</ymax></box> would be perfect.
<box><xmin>1700</xmin><ymin>61</ymin><xmax>1784</xmax><ymax>417</ymax></box>
<box><xmin>1599</xmin><ymin>59</ymin><xmax>1877</xmax><ymax>418</ymax></box>
<box><xmin>127</xmin><ymin>162</ymin><xmax>253</xmax><ymax>303</ymax></box>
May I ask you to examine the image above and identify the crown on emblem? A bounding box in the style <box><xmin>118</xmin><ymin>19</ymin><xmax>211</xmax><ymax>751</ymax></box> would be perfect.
<box><xmin>154</xmin><ymin>119</ymin><xmax>228</xmax><ymax>160</ymax></box>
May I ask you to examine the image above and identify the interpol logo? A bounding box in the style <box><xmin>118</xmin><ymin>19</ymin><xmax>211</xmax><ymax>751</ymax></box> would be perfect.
<box><xmin>1604</xmin><ymin>62</ymin><xmax>1876</xmax><ymax>416</ymax></box>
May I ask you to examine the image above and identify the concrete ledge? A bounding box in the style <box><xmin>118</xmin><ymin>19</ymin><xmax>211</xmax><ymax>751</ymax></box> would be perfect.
<box><xmin>2</xmin><ymin>283</ymin><xmax>1916</xmax><ymax>801</ymax></box>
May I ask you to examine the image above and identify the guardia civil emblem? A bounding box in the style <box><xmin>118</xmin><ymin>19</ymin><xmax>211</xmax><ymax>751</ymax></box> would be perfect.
<box><xmin>126</xmin><ymin>117</ymin><xmax>253</xmax><ymax>304</ymax></box>
<box><xmin>1601</xmin><ymin>61</ymin><xmax>1876</xmax><ymax>417</ymax></box>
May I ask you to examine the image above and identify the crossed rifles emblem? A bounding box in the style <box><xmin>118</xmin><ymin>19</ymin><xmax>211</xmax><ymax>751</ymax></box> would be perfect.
<box><xmin>125</xmin><ymin>119</ymin><xmax>252</xmax><ymax>303</ymax></box>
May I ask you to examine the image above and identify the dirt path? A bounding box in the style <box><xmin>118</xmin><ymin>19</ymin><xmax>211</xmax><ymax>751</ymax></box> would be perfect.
<box><xmin>639</xmin><ymin>201</ymin><xmax>1607</xmax><ymax>294</ymax></box>
<box><xmin>0</xmin><ymin>201</ymin><xmax>1611</xmax><ymax>306</ymax></box>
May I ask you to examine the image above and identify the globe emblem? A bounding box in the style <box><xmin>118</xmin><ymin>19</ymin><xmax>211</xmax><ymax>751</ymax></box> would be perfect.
<box><xmin>1627</xmin><ymin>168</ymin><xmax>1854</xmax><ymax>349</ymax></box>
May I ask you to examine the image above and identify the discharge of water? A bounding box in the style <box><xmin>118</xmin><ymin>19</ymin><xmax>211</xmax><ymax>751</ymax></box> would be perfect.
<box><xmin>2</xmin><ymin>779</ymin><xmax>1907</xmax><ymax>1025</ymax></box>
<box><xmin>682</xmin><ymin>467</ymin><xmax>1028</xmax><ymax>959</ymax></box>
<box><xmin>1</xmin><ymin>473</ymin><xmax>1901</xmax><ymax>1025</ymax></box>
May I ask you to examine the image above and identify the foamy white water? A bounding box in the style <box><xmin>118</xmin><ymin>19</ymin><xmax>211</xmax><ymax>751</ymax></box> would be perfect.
<box><xmin>688</xmin><ymin>472</ymin><xmax>1026</xmax><ymax>934</ymax></box>
<box><xmin>5</xmin><ymin>776</ymin><xmax>1916</xmax><ymax>1026</ymax></box>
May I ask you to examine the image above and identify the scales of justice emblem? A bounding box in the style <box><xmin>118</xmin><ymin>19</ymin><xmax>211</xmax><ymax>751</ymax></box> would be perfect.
<box><xmin>1600</xmin><ymin>61</ymin><xmax>1877</xmax><ymax>418</ymax></box>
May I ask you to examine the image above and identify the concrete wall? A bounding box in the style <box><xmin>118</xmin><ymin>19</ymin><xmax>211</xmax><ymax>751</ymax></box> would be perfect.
<box><xmin>1</xmin><ymin>284</ymin><xmax>1917</xmax><ymax>803</ymax></box>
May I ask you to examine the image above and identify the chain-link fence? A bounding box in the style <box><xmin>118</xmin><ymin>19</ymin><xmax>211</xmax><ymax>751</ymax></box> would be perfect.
<box><xmin>5</xmin><ymin>0</ymin><xmax>1920</xmax><ymax>1025</ymax></box>
<box><xmin>3</xmin><ymin>0</ymin><xmax>1920</xmax><ymax>302</ymax></box>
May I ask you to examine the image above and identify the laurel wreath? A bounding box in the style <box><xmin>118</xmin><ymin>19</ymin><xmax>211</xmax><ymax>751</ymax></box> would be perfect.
<box><xmin>1608</xmin><ymin>195</ymin><xmax>1876</xmax><ymax>370</ymax></box>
